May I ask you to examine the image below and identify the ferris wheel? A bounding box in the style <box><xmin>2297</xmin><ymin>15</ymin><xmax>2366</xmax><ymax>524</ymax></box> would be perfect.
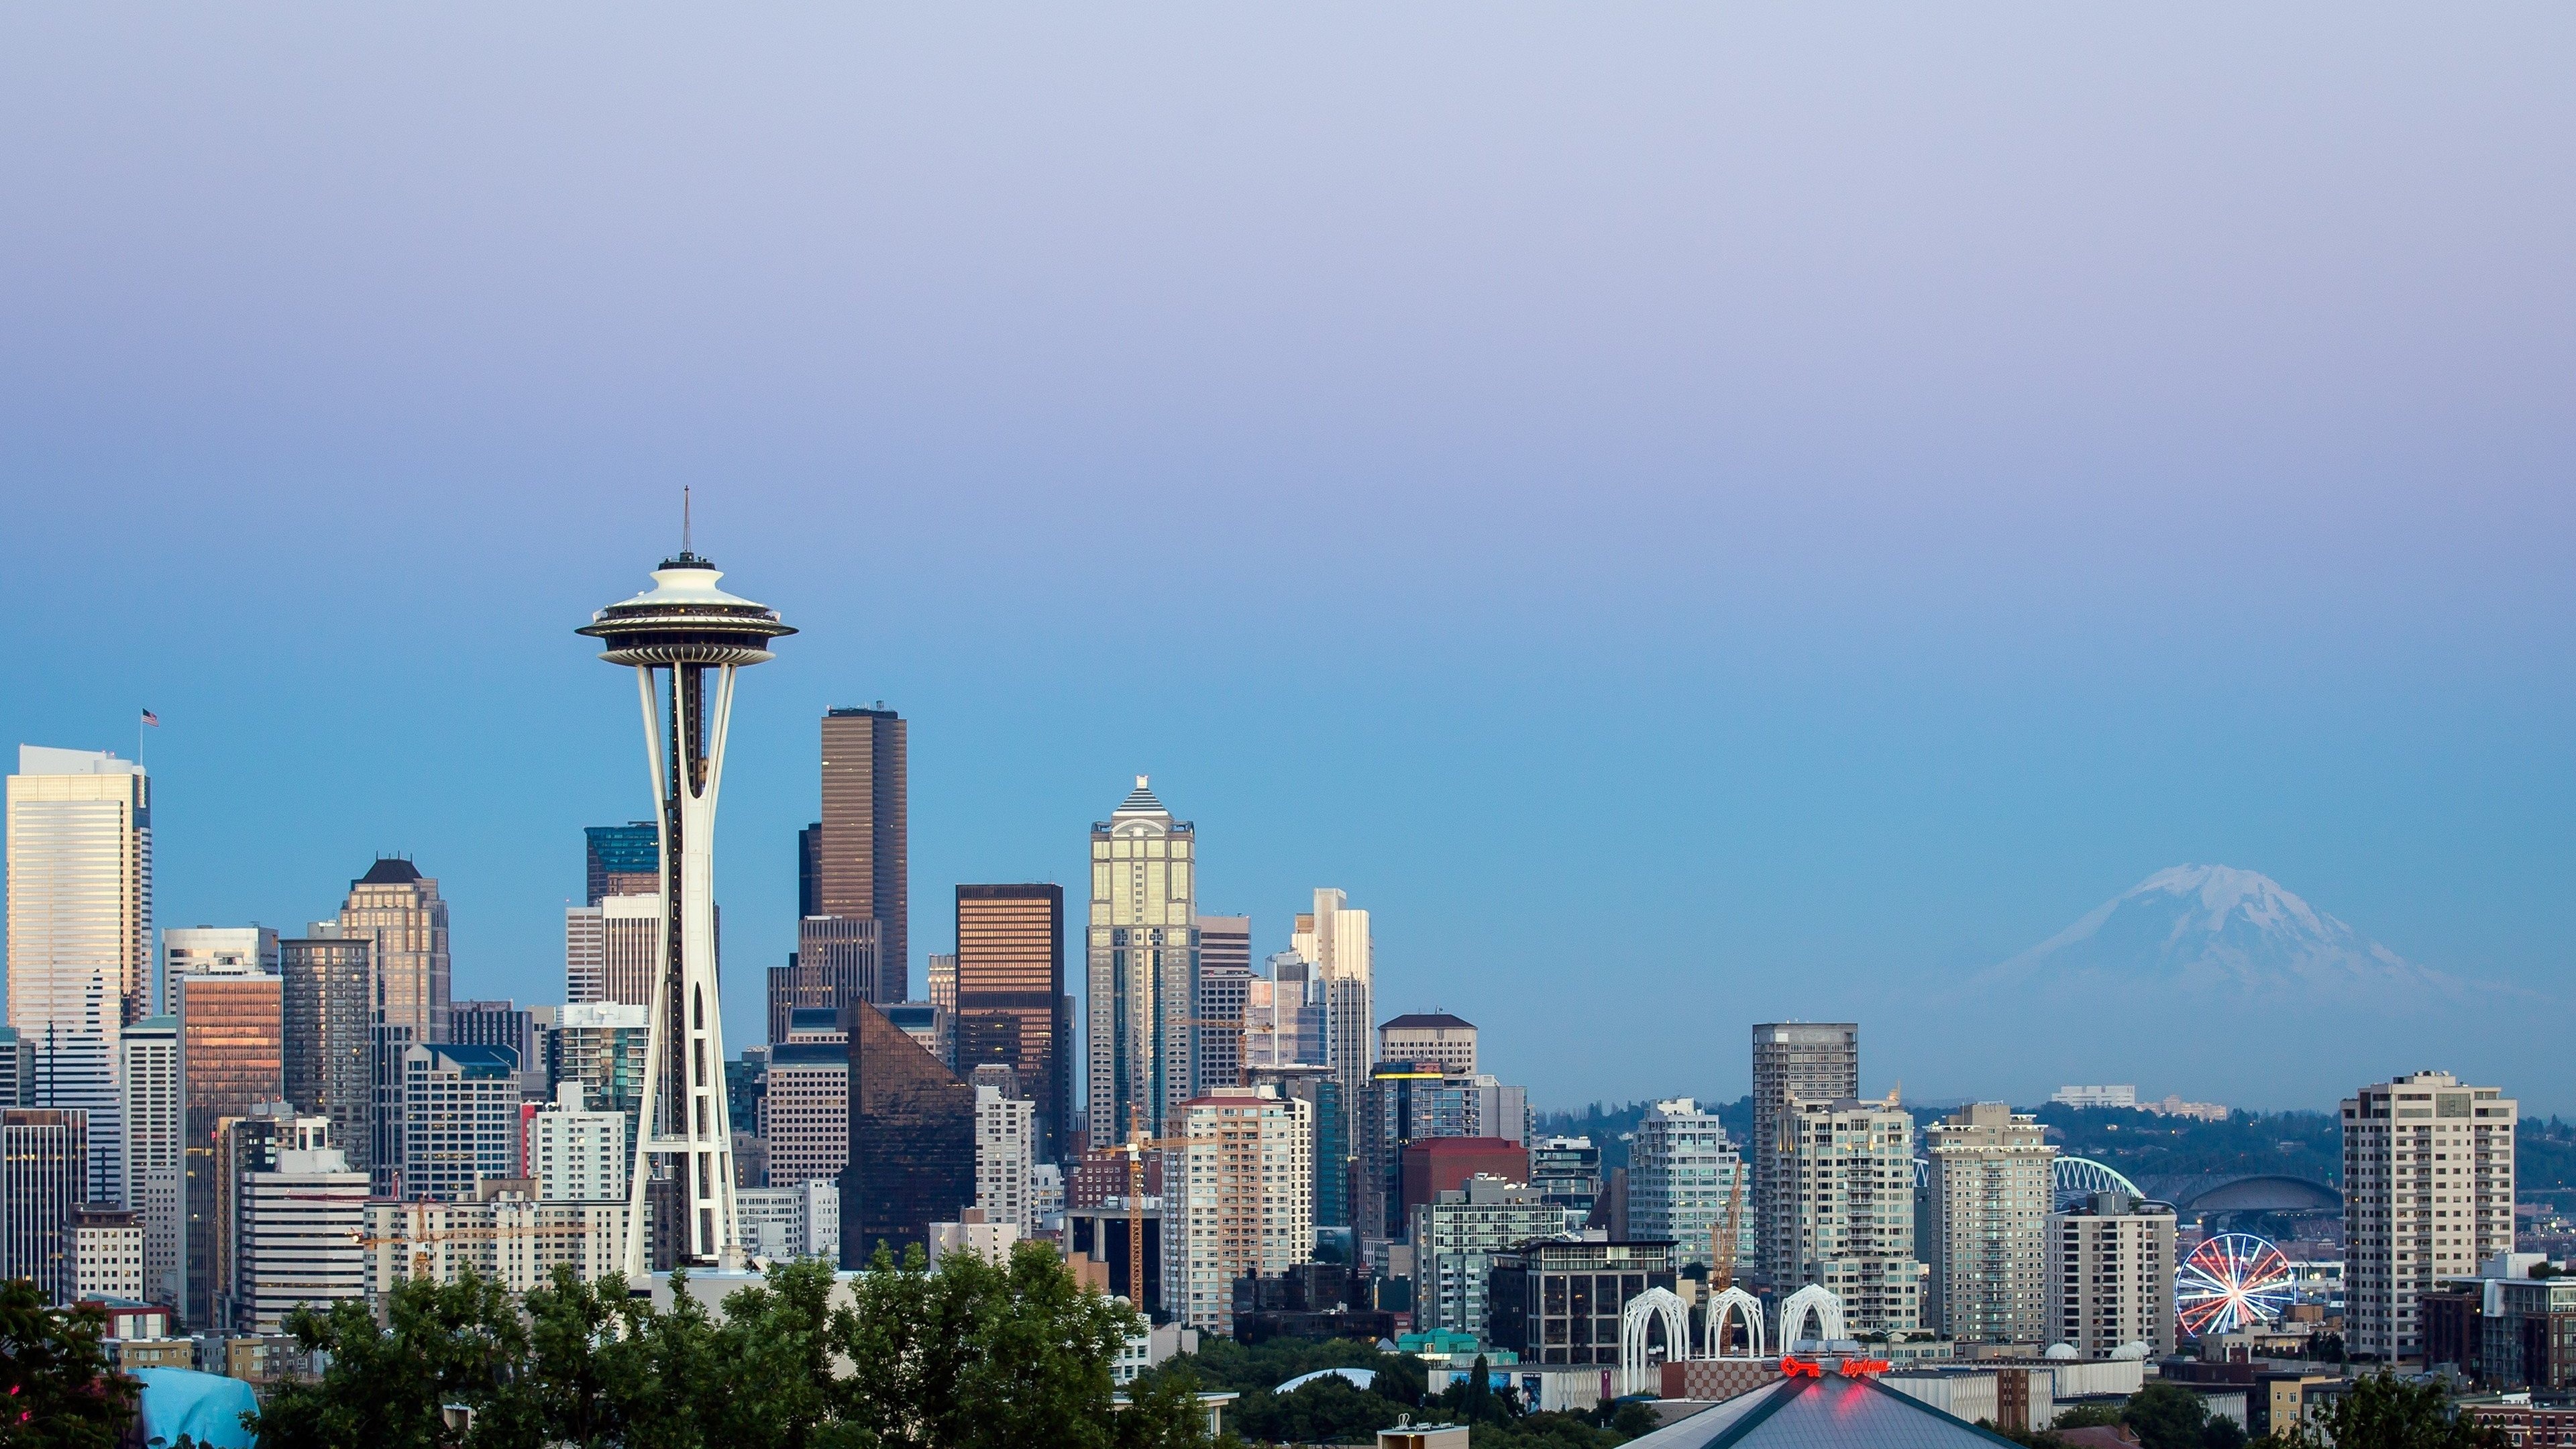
<box><xmin>2175</xmin><ymin>1232</ymin><xmax>2295</xmax><ymax>1338</ymax></box>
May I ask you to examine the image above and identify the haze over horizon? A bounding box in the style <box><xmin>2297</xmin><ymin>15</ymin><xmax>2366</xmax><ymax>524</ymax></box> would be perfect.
<box><xmin>3</xmin><ymin>6</ymin><xmax>2569</xmax><ymax>1114</ymax></box>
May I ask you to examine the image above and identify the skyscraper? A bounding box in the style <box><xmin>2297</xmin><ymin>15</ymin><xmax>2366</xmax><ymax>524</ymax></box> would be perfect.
<box><xmin>956</xmin><ymin>884</ymin><xmax>1069</xmax><ymax>1162</ymax></box>
<box><xmin>1163</xmin><ymin>1085</ymin><xmax>1314</xmax><ymax>1336</ymax></box>
<box><xmin>757</xmin><ymin>1040</ymin><xmax>852</xmax><ymax>1191</ymax></box>
<box><xmin>1752</xmin><ymin>1022</ymin><xmax>1858</xmax><ymax>1283</ymax></box>
<box><xmin>2049</xmin><ymin>1191</ymin><xmax>2176</xmax><ymax>1360</ymax></box>
<box><xmin>580</xmin><ymin>547</ymin><xmax>795</xmax><ymax>1271</ymax></box>
<box><xmin>973</xmin><ymin>1084</ymin><xmax>1037</xmax><ymax>1232</ymax></box>
<box><xmin>1291</xmin><ymin>890</ymin><xmax>1372</xmax><ymax>1152</ymax></box>
<box><xmin>843</xmin><ymin>1000</ymin><xmax>975</xmax><ymax>1264</ymax></box>
<box><xmin>176</xmin><ymin>970</ymin><xmax>282</xmax><ymax>1327</ymax></box>
<box><xmin>1192</xmin><ymin>916</ymin><xmax>1250</xmax><ymax>1097</ymax></box>
<box><xmin>0</xmin><ymin>1108</ymin><xmax>89</xmax><ymax>1302</ymax></box>
<box><xmin>817</xmin><ymin>706</ymin><xmax>907</xmax><ymax>1002</ymax></box>
<box><xmin>338</xmin><ymin>858</ymin><xmax>451</xmax><ymax>1042</ymax></box>
<box><xmin>1378</xmin><ymin>1013</ymin><xmax>1477</xmax><ymax>1076</ymax></box>
<box><xmin>7</xmin><ymin>745</ymin><xmax>152</xmax><ymax>1203</ymax></box>
<box><xmin>1923</xmin><ymin>1102</ymin><xmax>2057</xmax><ymax>1344</ymax></box>
<box><xmin>119</xmin><ymin>1015</ymin><xmax>180</xmax><ymax>1308</ymax></box>
<box><xmin>2343</xmin><ymin>1069</ymin><xmax>2518</xmax><ymax>1361</ymax></box>
<box><xmin>1086</xmin><ymin>778</ymin><xmax>1197</xmax><ymax>1147</ymax></box>
<box><xmin>280</xmin><ymin>929</ymin><xmax>371</xmax><ymax>1172</ymax></box>
<box><xmin>1779</xmin><ymin>1094</ymin><xmax>1921</xmax><ymax>1335</ymax></box>
<box><xmin>584</xmin><ymin>822</ymin><xmax>660</xmax><ymax>906</ymax></box>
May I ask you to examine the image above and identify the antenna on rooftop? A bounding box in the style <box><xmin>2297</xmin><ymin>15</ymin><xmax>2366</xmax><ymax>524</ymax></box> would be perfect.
<box><xmin>683</xmin><ymin>485</ymin><xmax>692</xmax><ymax>554</ymax></box>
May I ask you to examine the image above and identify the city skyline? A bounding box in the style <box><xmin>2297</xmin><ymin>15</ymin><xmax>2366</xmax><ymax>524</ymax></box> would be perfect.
<box><xmin>3</xmin><ymin>5</ymin><xmax>2571</xmax><ymax>1115</ymax></box>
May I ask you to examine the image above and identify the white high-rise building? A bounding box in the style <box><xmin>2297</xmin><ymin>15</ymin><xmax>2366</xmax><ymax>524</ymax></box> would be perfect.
<box><xmin>1292</xmin><ymin>890</ymin><xmax>1373</xmax><ymax>1150</ymax></box>
<box><xmin>579</xmin><ymin>550</ymin><xmax>795</xmax><ymax>1271</ymax></box>
<box><xmin>1924</xmin><ymin>1102</ymin><xmax>2057</xmax><ymax>1344</ymax></box>
<box><xmin>527</xmin><ymin>1081</ymin><xmax>628</xmax><ymax>1203</ymax></box>
<box><xmin>119</xmin><ymin>1016</ymin><xmax>180</xmax><ymax>1307</ymax></box>
<box><xmin>2048</xmin><ymin>1190</ymin><xmax>2176</xmax><ymax>1360</ymax></box>
<box><xmin>975</xmin><ymin>1085</ymin><xmax>1037</xmax><ymax>1232</ymax></box>
<box><xmin>237</xmin><ymin>1118</ymin><xmax>368</xmax><ymax>1333</ymax></box>
<box><xmin>1409</xmin><ymin>1176</ymin><xmax>1564</xmax><ymax>1337</ymax></box>
<box><xmin>69</xmin><ymin>1206</ymin><xmax>145</xmax><ymax>1301</ymax></box>
<box><xmin>1086</xmin><ymin>778</ymin><xmax>1197</xmax><ymax>1146</ymax></box>
<box><xmin>1163</xmin><ymin>1085</ymin><xmax>1313</xmax><ymax>1336</ymax></box>
<box><xmin>399</xmin><ymin>1044</ymin><xmax>522</xmax><ymax>1201</ymax></box>
<box><xmin>1781</xmin><ymin>1095</ymin><xmax>1922</xmax><ymax>1336</ymax></box>
<box><xmin>2343</xmin><ymin>1070</ymin><xmax>2518</xmax><ymax>1361</ymax></box>
<box><xmin>7</xmin><ymin>746</ymin><xmax>153</xmax><ymax>1204</ymax></box>
<box><xmin>564</xmin><ymin>906</ymin><xmax>605</xmax><ymax>1004</ymax></box>
<box><xmin>1628</xmin><ymin>1098</ymin><xmax>1750</xmax><ymax>1273</ymax></box>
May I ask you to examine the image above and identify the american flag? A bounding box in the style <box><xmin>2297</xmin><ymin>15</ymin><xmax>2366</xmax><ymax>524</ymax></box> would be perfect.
<box><xmin>140</xmin><ymin>708</ymin><xmax>159</xmax><ymax>727</ymax></box>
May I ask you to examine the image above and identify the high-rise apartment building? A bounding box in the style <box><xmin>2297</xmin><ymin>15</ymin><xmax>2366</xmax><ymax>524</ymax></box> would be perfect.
<box><xmin>119</xmin><ymin>1015</ymin><xmax>180</xmax><ymax>1307</ymax></box>
<box><xmin>1629</xmin><ymin>1099</ymin><xmax>1750</xmax><ymax>1274</ymax></box>
<box><xmin>2344</xmin><ymin>1070</ymin><xmax>2518</xmax><ymax>1360</ymax></box>
<box><xmin>843</xmin><ymin>1001</ymin><xmax>975</xmax><ymax>1264</ymax></box>
<box><xmin>337</xmin><ymin>857</ymin><xmax>451</xmax><ymax>1042</ymax></box>
<box><xmin>1193</xmin><ymin>916</ymin><xmax>1251</xmax><ymax>1096</ymax></box>
<box><xmin>400</xmin><ymin>1044</ymin><xmax>522</xmax><ymax>1201</ymax></box>
<box><xmin>1752</xmin><ymin>1022</ymin><xmax>1859</xmax><ymax>1283</ymax></box>
<box><xmin>7</xmin><ymin>746</ymin><xmax>152</xmax><ymax>1204</ymax></box>
<box><xmin>758</xmin><ymin>1041</ymin><xmax>853</xmax><ymax>1190</ymax></box>
<box><xmin>737</xmin><ymin>1179</ymin><xmax>839</xmax><ymax>1261</ymax></box>
<box><xmin>176</xmin><ymin>971</ymin><xmax>282</xmax><ymax>1327</ymax></box>
<box><xmin>1379</xmin><ymin>1014</ymin><xmax>1477</xmax><ymax>1077</ymax></box>
<box><xmin>956</xmin><ymin>885</ymin><xmax>1069</xmax><ymax>1162</ymax></box>
<box><xmin>1779</xmin><ymin>1095</ymin><xmax>1921</xmax><ymax>1335</ymax></box>
<box><xmin>160</xmin><ymin>928</ymin><xmax>278</xmax><ymax>1016</ymax></box>
<box><xmin>280</xmin><ymin>929</ymin><xmax>371</xmax><ymax>1171</ymax></box>
<box><xmin>1924</xmin><ymin>1102</ymin><xmax>2057</xmax><ymax>1344</ymax></box>
<box><xmin>1529</xmin><ymin>1136</ymin><xmax>1603</xmax><ymax>1224</ymax></box>
<box><xmin>527</xmin><ymin>1081</ymin><xmax>627</xmax><ymax>1203</ymax></box>
<box><xmin>0</xmin><ymin>1108</ymin><xmax>88</xmax><ymax>1301</ymax></box>
<box><xmin>1163</xmin><ymin>1085</ymin><xmax>1314</xmax><ymax>1336</ymax></box>
<box><xmin>1086</xmin><ymin>778</ymin><xmax>1197</xmax><ymax>1148</ymax></box>
<box><xmin>1410</xmin><ymin>1176</ymin><xmax>1564</xmax><ymax>1338</ymax></box>
<box><xmin>1291</xmin><ymin>890</ymin><xmax>1372</xmax><ymax>1153</ymax></box>
<box><xmin>2048</xmin><ymin>1190</ymin><xmax>2176</xmax><ymax>1360</ymax></box>
<box><xmin>593</xmin><ymin>896</ymin><xmax>660</xmax><ymax>1008</ymax></box>
<box><xmin>584</xmin><ymin>822</ymin><xmax>659</xmax><ymax>906</ymax></box>
<box><xmin>817</xmin><ymin>706</ymin><xmax>908</xmax><ymax>1001</ymax></box>
<box><xmin>974</xmin><ymin>1084</ymin><xmax>1037</xmax><ymax>1232</ymax></box>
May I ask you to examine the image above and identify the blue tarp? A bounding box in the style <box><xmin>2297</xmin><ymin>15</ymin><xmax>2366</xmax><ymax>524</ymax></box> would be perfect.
<box><xmin>129</xmin><ymin>1368</ymin><xmax>258</xmax><ymax>1448</ymax></box>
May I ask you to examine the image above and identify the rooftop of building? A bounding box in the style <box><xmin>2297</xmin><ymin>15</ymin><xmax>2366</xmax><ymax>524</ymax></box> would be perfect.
<box><xmin>414</xmin><ymin>1042</ymin><xmax>519</xmax><ymax>1075</ymax></box>
<box><xmin>1111</xmin><ymin>775</ymin><xmax>1168</xmax><ymax>816</ymax></box>
<box><xmin>356</xmin><ymin>856</ymin><xmax>425</xmax><ymax>885</ymax></box>
<box><xmin>1624</xmin><ymin>1367</ymin><xmax>2023</xmax><ymax>1448</ymax></box>
<box><xmin>1380</xmin><ymin>1012</ymin><xmax>1476</xmax><ymax>1032</ymax></box>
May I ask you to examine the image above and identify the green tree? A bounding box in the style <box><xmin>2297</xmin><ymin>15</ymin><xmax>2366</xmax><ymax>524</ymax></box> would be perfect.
<box><xmin>1112</xmin><ymin>1361</ymin><xmax>1214</xmax><ymax>1449</ymax></box>
<box><xmin>256</xmin><ymin>1269</ymin><xmax>533</xmax><ymax>1449</ymax></box>
<box><xmin>2122</xmin><ymin>1381</ymin><xmax>2213</xmax><ymax>1449</ymax></box>
<box><xmin>2304</xmin><ymin>1372</ymin><xmax>2501</xmax><ymax>1449</ymax></box>
<box><xmin>0</xmin><ymin>1279</ymin><xmax>137</xmax><ymax>1449</ymax></box>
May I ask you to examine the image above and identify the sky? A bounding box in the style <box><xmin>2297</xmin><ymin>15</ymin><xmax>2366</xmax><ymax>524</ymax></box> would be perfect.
<box><xmin>2</xmin><ymin>5</ymin><xmax>2570</xmax><ymax>1114</ymax></box>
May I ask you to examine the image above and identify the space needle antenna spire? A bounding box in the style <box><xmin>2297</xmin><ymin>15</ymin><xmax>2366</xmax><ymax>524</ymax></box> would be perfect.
<box><xmin>578</xmin><ymin>518</ymin><xmax>795</xmax><ymax>1276</ymax></box>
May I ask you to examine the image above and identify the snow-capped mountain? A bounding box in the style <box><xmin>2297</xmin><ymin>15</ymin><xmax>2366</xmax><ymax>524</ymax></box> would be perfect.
<box><xmin>1982</xmin><ymin>863</ymin><xmax>2450</xmax><ymax>998</ymax></box>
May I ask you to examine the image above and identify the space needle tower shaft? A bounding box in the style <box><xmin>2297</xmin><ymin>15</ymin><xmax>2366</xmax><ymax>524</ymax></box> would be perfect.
<box><xmin>579</xmin><ymin>540</ymin><xmax>794</xmax><ymax>1275</ymax></box>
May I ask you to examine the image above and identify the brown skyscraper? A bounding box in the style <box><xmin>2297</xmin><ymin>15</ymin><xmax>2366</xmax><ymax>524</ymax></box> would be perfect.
<box><xmin>954</xmin><ymin>884</ymin><xmax>1067</xmax><ymax>1162</ymax></box>
<box><xmin>818</xmin><ymin>707</ymin><xmax>907</xmax><ymax>1002</ymax></box>
<box><xmin>174</xmin><ymin>973</ymin><xmax>282</xmax><ymax>1328</ymax></box>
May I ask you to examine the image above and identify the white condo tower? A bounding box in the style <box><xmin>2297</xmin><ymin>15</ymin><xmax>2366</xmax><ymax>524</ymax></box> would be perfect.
<box><xmin>580</xmin><ymin>546</ymin><xmax>794</xmax><ymax>1273</ymax></box>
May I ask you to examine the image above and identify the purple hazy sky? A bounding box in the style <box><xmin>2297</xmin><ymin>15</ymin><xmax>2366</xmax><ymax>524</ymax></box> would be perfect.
<box><xmin>3</xmin><ymin>5</ymin><xmax>2570</xmax><ymax>1111</ymax></box>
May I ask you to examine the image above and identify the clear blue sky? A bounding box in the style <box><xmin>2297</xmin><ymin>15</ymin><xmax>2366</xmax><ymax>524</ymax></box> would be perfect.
<box><xmin>2</xmin><ymin>6</ymin><xmax>2568</xmax><ymax>1113</ymax></box>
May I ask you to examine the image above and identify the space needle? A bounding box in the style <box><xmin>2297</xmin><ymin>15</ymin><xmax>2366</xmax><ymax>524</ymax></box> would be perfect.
<box><xmin>579</xmin><ymin>527</ymin><xmax>794</xmax><ymax>1274</ymax></box>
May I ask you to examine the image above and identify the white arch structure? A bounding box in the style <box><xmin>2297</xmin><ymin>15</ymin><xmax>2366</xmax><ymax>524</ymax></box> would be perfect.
<box><xmin>1619</xmin><ymin>1287</ymin><xmax>1691</xmax><ymax>1396</ymax></box>
<box><xmin>1776</xmin><ymin>1285</ymin><xmax>1846</xmax><ymax>1352</ymax></box>
<box><xmin>1702</xmin><ymin>1286</ymin><xmax>1766</xmax><ymax>1360</ymax></box>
